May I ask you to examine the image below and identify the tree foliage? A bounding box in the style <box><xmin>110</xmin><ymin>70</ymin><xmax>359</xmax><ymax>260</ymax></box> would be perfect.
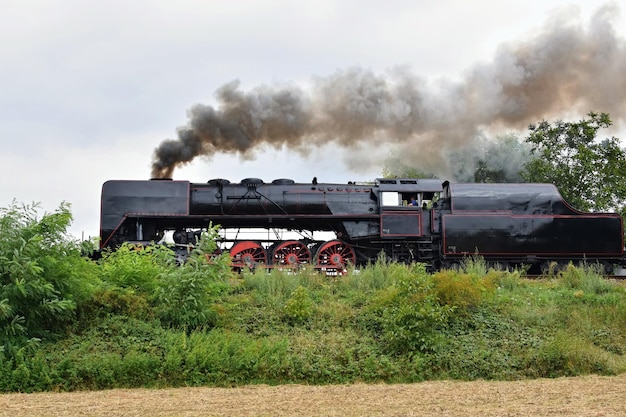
<box><xmin>153</xmin><ymin>227</ymin><xmax>232</xmax><ymax>330</ymax></box>
<box><xmin>0</xmin><ymin>202</ymin><xmax>99</xmax><ymax>347</ymax></box>
<box><xmin>521</xmin><ymin>112</ymin><xmax>626</xmax><ymax>214</ymax></box>
<box><xmin>381</xmin><ymin>133</ymin><xmax>530</xmax><ymax>183</ymax></box>
<box><xmin>381</xmin><ymin>165</ymin><xmax>436</xmax><ymax>180</ymax></box>
<box><xmin>475</xmin><ymin>135</ymin><xmax>529</xmax><ymax>182</ymax></box>
<box><xmin>97</xmin><ymin>225</ymin><xmax>232</xmax><ymax>330</ymax></box>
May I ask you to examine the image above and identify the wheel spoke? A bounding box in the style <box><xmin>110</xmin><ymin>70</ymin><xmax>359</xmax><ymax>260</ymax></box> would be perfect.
<box><xmin>230</xmin><ymin>241</ymin><xmax>267</xmax><ymax>268</ymax></box>
<box><xmin>315</xmin><ymin>240</ymin><xmax>356</xmax><ymax>268</ymax></box>
<box><xmin>271</xmin><ymin>240</ymin><xmax>311</xmax><ymax>266</ymax></box>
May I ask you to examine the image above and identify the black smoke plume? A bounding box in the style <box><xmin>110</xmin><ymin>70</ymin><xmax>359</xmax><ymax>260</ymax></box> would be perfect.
<box><xmin>151</xmin><ymin>3</ymin><xmax>626</xmax><ymax>179</ymax></box>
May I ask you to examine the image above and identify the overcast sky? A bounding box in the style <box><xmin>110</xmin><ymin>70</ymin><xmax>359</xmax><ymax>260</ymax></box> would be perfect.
<box><xmin>2</xmin><ymin>0</ymin><xmax>625</xmax><ymax>240</ymax></box>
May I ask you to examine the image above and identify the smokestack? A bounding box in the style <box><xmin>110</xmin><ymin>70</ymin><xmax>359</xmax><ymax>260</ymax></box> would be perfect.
<box><xmin>151</xmin><ymin>3</ymin><xmax>626</xmax><ymax>179</ymax></box>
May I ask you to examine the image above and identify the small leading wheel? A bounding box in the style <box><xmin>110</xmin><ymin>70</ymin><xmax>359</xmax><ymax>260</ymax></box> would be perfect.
<box><xmin>314</xmin><ymin>240</ymin><xmax>356</xmax><ymax>271</ymax></box>
<box><xmin>229</xmin><ymin>241</ymin><xmax>267</xmax><ymax>270</ymax></box>
<box><xmin>270</xmin><ymin>240</ymin><xmax>311</xmax><ymax>267</ymax></box>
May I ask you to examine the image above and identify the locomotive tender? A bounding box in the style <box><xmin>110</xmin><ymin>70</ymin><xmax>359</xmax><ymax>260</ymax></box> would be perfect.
<box><xmin>99</xmin><ymin>177</ymin><xmax>625</xmax><ymax>273</ymax></box>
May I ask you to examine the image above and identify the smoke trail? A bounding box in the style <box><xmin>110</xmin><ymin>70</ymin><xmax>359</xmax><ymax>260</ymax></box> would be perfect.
<box><xmin>151</xmin><ymin>3</ymin><xmax>626</xmax><ymax>179</ymax></box>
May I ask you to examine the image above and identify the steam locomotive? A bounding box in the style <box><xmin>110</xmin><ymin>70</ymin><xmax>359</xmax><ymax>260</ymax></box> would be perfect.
<box><xmin>99</xmin><ymin>177</ymin><xmax>625</xmax><ymax>273</ymax></box>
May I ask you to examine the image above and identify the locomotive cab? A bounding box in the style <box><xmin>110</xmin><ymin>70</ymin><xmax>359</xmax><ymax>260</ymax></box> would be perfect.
<box><xmin>375</xmin><ymin>178</ymin><xmax>443</xmax><ymax>238</ymax></box>
<box><xmin>376</xmin><ymin>178</ymin><xmax>443</xmax><ymax>209</ymax></box>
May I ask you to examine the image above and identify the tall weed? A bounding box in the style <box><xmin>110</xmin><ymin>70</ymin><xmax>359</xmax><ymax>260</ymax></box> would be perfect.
<box><xmin>557</xmin><ymin>262</ymin><xmax>614</xmax><ymax>294</ymax></box>
<box><xmin>154</xmin><ymin>259</ymin><xmax>230</xmax><ymax>330</ymax></box>
<box><xmin>346</xmin><ymin>252</ymin><xmax>405</xmax><ymax>292</ymax></box>
<box><xmin>242</xmin><ymin>268</ymin><xmax>304</xmax><ymax>304</ymax></box>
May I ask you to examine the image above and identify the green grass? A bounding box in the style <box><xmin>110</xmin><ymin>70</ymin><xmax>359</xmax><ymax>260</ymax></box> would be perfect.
<box><xmin>1</xmin><ymin>256</ymin><xmax>625</xmax><ymax>392</ymax></box>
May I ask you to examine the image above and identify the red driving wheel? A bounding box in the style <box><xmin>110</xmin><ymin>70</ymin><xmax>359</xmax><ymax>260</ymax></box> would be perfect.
<box><xmin>229</xmin><ymin>241</ymin><xmax>267</xmax><ymax>269</ymax></box>
<box><xmin>270</xmin><ymin>240</ymin><xmax>311</xmax><ymax>267</ymax></box>
<box><xmin>314</xmin><ymin>240</ymin><xmax>356</xmax><ymax>269</ymax></box>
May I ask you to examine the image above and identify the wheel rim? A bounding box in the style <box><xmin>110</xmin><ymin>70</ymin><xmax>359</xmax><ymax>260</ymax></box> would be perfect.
<box><xmin>314</xmin><ymin>240</ymin><xmax>356</xmax><ymax>269</ymax></box>
<box><xmin>229</xmin><ymin>241</ymin><xmax>267</xmax><ymax>268</ymax></box>
<box><xmin>271</xmin><ymin>240</ymin><xmax>311</xmax><ymax>267</ymax></box>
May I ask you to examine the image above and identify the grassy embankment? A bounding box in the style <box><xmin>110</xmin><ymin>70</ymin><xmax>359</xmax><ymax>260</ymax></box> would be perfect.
<box><xmin>2</xmin><ymin>246</ymin><xmax>625</xmax><ymax>392</ymax></box>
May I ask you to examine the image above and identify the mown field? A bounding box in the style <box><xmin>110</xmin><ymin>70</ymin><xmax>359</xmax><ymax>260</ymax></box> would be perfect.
<box><xmin>2</xmin><ymin>374</ymin><xmax>625</xmax><ymax>416</ymax></box>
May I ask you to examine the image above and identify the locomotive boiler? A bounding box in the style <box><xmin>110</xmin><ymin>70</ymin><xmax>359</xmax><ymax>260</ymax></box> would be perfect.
<box><xmin>99</xmin><ymin>177</ymin><xmax>625</xmax><ymax>273</ymax></box>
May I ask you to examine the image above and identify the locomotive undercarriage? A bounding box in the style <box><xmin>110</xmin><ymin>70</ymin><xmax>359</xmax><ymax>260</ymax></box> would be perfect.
<box><xmin>222</xmin><ymin>237</ymin><xmax>441</xmax><ymax>274</ymax></box>
<box><xmin>107</xmin><ymin>218</ymin><xmax>620</xmax><ymax>276</ymax></box>
<box><xmin>128</xmin><ymin>220</ymin><xmax>443</xmax><ymax>274</ymax></box>
<box><xmin>349</xmin><ymin>239</ymin><xmax>439</xmax><ymax>269</ymax></box>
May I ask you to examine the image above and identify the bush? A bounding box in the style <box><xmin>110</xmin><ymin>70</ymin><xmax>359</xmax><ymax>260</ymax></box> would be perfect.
<box><xmin>99</xmin><ymin>243</ymin><xmax>175</xmax><ymax>294</ymax></box>
<box><xmin>85</xmin><ymin>288</ymin><xmax>152</xmax><ymax>320</ymax></box>
<box><xmin>283</xmin><ymin>286</ymin><xmax>314</xmax><ymax>324</ymax></box>
<box><xmin>153</xmin><ymin>231</ymin><xmax>231</xmax><ymax>330</ymax></box>
<box><xmin>0</xmin><ymin>202</ymin><xmax>99</xmax><ymax>346</ymax></box>
<box><xmin>432</xmin><ymin>268</ymin><xmax>500</xmax><ymax>312</ymax></box>
<box><xmin>366</xmin><ymin>263</ymin><xmax>452</xmax><ymax>355</ymax></box>
<box><xmin>525</xmin><ymin>330</ymin><xmax>625</xmax><ymax>377</ymax></box>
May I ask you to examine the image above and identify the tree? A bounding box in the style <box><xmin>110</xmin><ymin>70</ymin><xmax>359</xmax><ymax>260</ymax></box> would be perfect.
<box><xmin>473</xmin><ymin>134</ymin><xmax>530</xmax><ymax>183</ymax></box>
<box><xmin>0</xmin><ymin>202</ymin><xmax>99</xmax><ymax>346</ymax></box>
<box><xmin>521</xmin><ymin>112</ymin><xmax>626</xmax><ymax>215</ymax></box>
<box><xmin>381</xmin><ymin>133</ymin><xmax>530</xmax><ymax>183</ymax></box>
<box><xmin>381</xmin><ymin>164</ymin><xmax>437</xmax><ymax>180</ymax></box>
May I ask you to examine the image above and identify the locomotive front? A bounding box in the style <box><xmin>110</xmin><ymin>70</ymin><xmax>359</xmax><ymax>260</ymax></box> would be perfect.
<box><xmin>101</xmin><ymin>178</ymin><xmax>367</xmax><ymax>271</ymax></box>
<box><xmin>99</xmin><ymin>177</ymin><xmax>443</xmax><ymax>271</ymax></box>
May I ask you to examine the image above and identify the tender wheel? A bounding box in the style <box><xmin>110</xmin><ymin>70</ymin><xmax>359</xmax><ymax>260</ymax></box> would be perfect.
<box><xmin>229</xmin><ymin>241</ymin><xmax>267</xmax><ymax>270</ymax></box>
<box><xmin>270</xmin><ymin>240</ymin><xmax>311</xmax><ymax>267</ymax></box>
<box><xmin>314</xmin><ymin>240</ymin><xmax>356</xmax><ymax>269</ymax></box>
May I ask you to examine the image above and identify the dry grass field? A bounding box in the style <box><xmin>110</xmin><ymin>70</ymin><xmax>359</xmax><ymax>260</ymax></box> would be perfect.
<box><xmin>1</xmin><ymin>374</ymin><xmax>625</xmax><ymax>417</ymax></box>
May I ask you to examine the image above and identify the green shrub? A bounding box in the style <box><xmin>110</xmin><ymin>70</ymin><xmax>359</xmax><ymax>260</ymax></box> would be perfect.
<box><xmin>86</xmin><ymin>288</ymin><xmax>152</xmax><ymax>320</ymax></box>
<box><xmin>99</xmin><ymin>243</ymin><xmax>175</xmax><ymax>294</ymax></box>
<box><xmin>283</xmin><ymin>286</ymin><xmax>313</xmax><ymax>324</ymax></box>
<box><xmin>153</xmin><ymin>232</ymin><xmax>231</xmax><ymax>330</ymax></box>
<box><xmin>366</xmin><ymin>263</ymin><xmax>452</xmax><ymax>355</ymax></box>
<box><xmin>0</xmin><ymin>339</ymin><xmax>51</xmax><ymax>392</ymax></box>
<box><xmin>0</xmin><ymin>202</ymin><xmax>99</xmax><ymax>346</ymax></box>
<box><xmin>525</xmin><ymin>330</ymin><xmax>626</xmax><ymax>377</ymax></box>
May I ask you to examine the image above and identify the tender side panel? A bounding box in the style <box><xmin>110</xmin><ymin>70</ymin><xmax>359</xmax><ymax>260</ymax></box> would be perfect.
<box><xmin>442</xmin><ymin>214</ymin><xmax>623</xmax><ymax>256</ymax></box>
<box><xmin>449</xmin><ymin>183</ymin><xmax>570</xmax><ymax>214</ymax></box>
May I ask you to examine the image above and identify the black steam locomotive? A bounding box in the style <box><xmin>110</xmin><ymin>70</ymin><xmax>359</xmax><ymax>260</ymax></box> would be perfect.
<box><xmin>99</xmin><ymin>177</ymin><xmax>625</xmax><ymax>273</ymax></box>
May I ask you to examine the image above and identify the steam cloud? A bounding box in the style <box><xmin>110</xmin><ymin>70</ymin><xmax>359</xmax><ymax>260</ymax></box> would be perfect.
<box><xmin>151</xmin><ymin>3</ymin><xmax>626</xmax><ymax>180</ymax></box>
